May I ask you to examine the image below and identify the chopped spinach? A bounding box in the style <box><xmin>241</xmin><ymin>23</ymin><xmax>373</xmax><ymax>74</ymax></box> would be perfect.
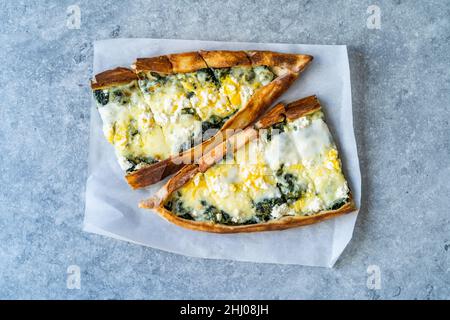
<box><xmin>197</xmin><ymin>68</ymin><xmax>220</xmax><ymax>87</ymax></box>
<box><xmin>111</xmin><ymin>90</ymin><xmax>130</xmax><ymax>105</ymax></box>
<box><xmin>276</xmin><ymin>172</ymin><xmax>306</xmax><ymax>203</ymax></box>
<box><xmin>255</xmin><ymin>66</ymin><xmax>275</xmax><ymax>83</ymax></box>
<box><xmin>253</xmin><ymin>197</ymin><xmax>285</xmax><ymax>221</ymax></box>
<box><xmin>94</xmin><ymin>89</ymin><xmax>109</xmax><ymax>106</ymax></box>
<box><xmin>138</xmin><ymin>72</ymin><xmax>167</xmax><ymax>94</ymax></box>
<box><xmin>266</xmin><ymin>121</ymin><xmax>286</xmax><ymax>141</ymax></box>
<box><xmin>128</xmin><ymin>120</ymin><xmax>139</xmax><ymax>138</ymax></box>
<box><xmin>201</xmin><ymin>111</ymin><xmax>236</xmax><ymax>138</ymax></box>
<box><xmin>185</xmin><ymin>91</ymin><xmax>195</xmax><ymax>99</ymax></box>
<box><xmin>165</xmin><ymin>192</ymin><xmax>194</xmax><ymax>220</ymax></box>
<box><xmin>244</xmin><ymin>69</ymin><xmax>256</xmax><ymax>82</ymax></box>
<box><xmin>328</xmin><ymin>198</ymin><xmax>347</xmax><ymax>211</ymax></box>
<box><xmin>275</xmin><ymin>164</ymin><xmax>285</xmax><ymax>177</ymax></box>
<box><xmin>125</xmin><ymin>156</ymin><xmax>158</xmax><ymax>173</ymax></box>
<box><xmin>201</xmin><ymin>115</ymin><xmax>224</xmax><ymax>138</ymax></box>
<box><xmin>201</xmin><ymin>201</ymin><xmax>234</xmax><ymax>225</ymax></box>
<box><xmin>149</xmin><ymin>72</ymin><xmax>163</xmax><ymax>81</ymax></box>
<box><xmin>177</xmin><ymin>132</ymin><xmax>198</xmax><ymax>153</ymax></box>
<box><xmin>213</xmin><ymin>68</ymin><xmax>231</xmax><ymax>82</ymax></box>
<box><xmin>181</xmin><ymin>107</ymin><xmax>197</xmax><ymax>116</ymax></box>
<box><xmin>177</xmin><ymin>213</ymin><xmax>194</xmax><ymax>220</ymax></box>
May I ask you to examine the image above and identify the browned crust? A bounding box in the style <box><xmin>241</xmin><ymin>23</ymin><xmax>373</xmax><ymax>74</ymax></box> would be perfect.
<box><xmin>125</xmin><ymin>161</ymin><xmax>185</xmax><ymax>189</ymax></box>
<box><xmin>247</xmin><ymin>51</ymin><xmax>314</xmax><ymax>75</ymax></box>
<box><xmin>90</xmin><ymin>67</ymin><xmax>138</xmax><ymax>90</ymax></box>
<box><xmin>223</xmin><ymin>72</ymin><xmax>298</xmax><ymax>130</ymax></box>
<box><xmin>198</xmin><ymin>127</ymin><xmax>258</xmax><ymax>172</ymax></box>
<box><xmin>133</xmin><ymin>50</ymin><xmax>313</xmax><ymax>75</ymax></box>
<box><xmin>199</xmin><ymin>50</ymin><xmax>251</xmax><ymax>68</ymax></box>
<box><xmin>140</xmin><ymin>95</ymin><xmax>358</xmax><ymax>233</ymax></box>
<box><xmin>254</xmin><ymin>103</ymin><xmax>286</xmax><ymax>129</ymax></box>
<box><xmin>284</xmin><ymin>94</ymin><xmax>322</xmax><ymax>120</ymax></box>
<box><xmin>167</xmin><ymin>51</ymin><xmax>208</xmax><ymax>73</ymax></box>
<box><xmin>134</xmin><ymin>56</ymin><xmax>173</xmax><ymax>74</ymax></box>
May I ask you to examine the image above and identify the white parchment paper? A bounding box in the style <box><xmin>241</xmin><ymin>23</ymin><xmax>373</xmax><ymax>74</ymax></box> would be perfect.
<box><xmin>84</xmin><ymin>39</ymin><xmax>361</xmax><ymax>267</ymax></box>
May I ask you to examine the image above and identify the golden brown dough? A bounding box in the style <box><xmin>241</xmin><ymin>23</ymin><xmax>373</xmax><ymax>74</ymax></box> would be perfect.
<box><xmin>167</xmin><ymin>51</ymin><xmax>208</xmax><ymax>73</ymax></box>
<box><xmin>90</xmin><ymin>67</ymin><xmax>137</xmax><ymax>90</ymax></box>
<box><xmin>199</xmin><ymin>50</ymin><xmax>251</xmax><ymax>68</ymax></box>
<box><xmin>133</xmin><ymin>55</ymin><xmax>173</xmax><ymax>74</ymax></box>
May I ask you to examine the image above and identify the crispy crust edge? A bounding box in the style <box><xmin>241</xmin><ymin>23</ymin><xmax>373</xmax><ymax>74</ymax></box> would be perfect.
<box><xmin>90</xmin><ymin>67</ymin><xmax>138</xmax><ymax>90</ymax></box>
<box><xmin>133</xmin><ymin>50</ymin><xmax>313</xmax><ymax>76</ymax></box>
<box><xmin>140</xmin><ymin>95</ymin><xmax>358</xmax><ymax>233</ymax></box>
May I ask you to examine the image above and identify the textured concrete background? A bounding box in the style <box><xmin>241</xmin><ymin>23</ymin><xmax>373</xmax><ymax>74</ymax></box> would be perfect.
<box><xmin>0</xmin><ymin>0</ymin><xmax>449</xmax><ymax>299</ymax></box>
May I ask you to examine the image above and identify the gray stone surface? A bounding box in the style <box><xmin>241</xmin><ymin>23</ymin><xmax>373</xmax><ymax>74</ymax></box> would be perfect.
<box><xmin>0</xmin><ymin>0</ymin><xmax>449</xmax><ymax>299</ymax></box>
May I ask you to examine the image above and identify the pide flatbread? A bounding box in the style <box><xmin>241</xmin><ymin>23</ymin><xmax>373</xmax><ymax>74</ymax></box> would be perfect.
<box><xmin>91</xmin><ymin>51</ymin><xmax>313</xmax><ymax>188</ymax></box>
<box><xmin>140</xmin><ymin>95</ymin><xmax>357</xmax><ymax>233</ymax></box>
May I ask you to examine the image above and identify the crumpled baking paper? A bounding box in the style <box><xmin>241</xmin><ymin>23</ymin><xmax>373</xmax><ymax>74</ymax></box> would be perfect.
<box><xmin>84</xmin><ymin>39</ymin><xmax>361</xmax><ymax>267</ymax></box>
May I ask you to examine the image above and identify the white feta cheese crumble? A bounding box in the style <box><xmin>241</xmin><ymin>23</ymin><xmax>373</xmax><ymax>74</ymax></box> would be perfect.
<box><xmin>289</xmin><ymin>116</ymin><xmax>310</xmax><ymax>130</ymax></box>
<box><xmin>335</xmin><ymin>182</ymin><xmax>349</xmax><ymax>199</ymax></box>
<box><xmin>270</xmin><ymin>203</ymin><xmax>290</xmax><ymax>219</ymax></box>
<box><xmin>305</xmin><ymin>197</ymin><xmax>324</xmax><ymax>213</ymax></box>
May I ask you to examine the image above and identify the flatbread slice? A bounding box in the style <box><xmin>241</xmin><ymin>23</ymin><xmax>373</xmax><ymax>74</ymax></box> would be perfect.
<box><xmin>90</xmin><ymin>67</ymin><xmax>171</xmax><ymax>172</ymax></box>
<box><xmin>122</xmin><ymin>50</ymin><xmax>312</xmax><ymax>188</ymax></box>
<box><xmin>140</xmin><ymin>95</ymin><xmax>357</xmax><ymax>233</ymax></box>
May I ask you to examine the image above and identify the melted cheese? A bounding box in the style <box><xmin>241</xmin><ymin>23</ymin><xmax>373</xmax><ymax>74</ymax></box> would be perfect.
<box><xmin>95</xmin><ymin>82</ymin><xmax>171</xmax><ymax>171</ymax></box>
<box><xmin>95</xmin><ymin>66</ymin><xmax>275</xmax><ymax>173</ymax></box>
<box><xmin>217</xmin><ymin>66</ymin><xmax>274</xmax><ymax>110</ymax></box>
<box><xmin>263</xmin><ymin>132</ymin><xmax>300</xmax><ymax>171</ymax></box>
<box><xmin>177</xmin><ymin>71</ymin><xmax>235</xmax><ymax>121</ymax></box>
<box><xmin>203</xmin><ymin>161</ymin><xmax>256</xmax><ymax>222</ymax></box>
<box><xmin>235</xmin><ymin>140</ymin><xmax>281</xmax><ymax>201</ymax></box>
<box><xmin>167</xmin><ymin>109</ymin><xmax>351</xmax><ymax>224</ymax></box>
<box><xmin>162</xmin><ymin>114</ymin><xmax>202</xmax><ymax>155</ymax></box>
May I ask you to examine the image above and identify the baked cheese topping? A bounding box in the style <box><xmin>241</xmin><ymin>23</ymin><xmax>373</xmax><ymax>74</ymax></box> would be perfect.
<box><xmin>93</xmin><ymin>66</ymin><xmax>275</xmax><ymax>173</ymax></box>
<box><xmin>164</xmin><ymin>109</ymin><xmax>350</xmax><ymax>225</ymax></box>
<box><xmin>93</xmin><ymin>81</ymin><xmax>170</xmax><ymax>172</ymax></box>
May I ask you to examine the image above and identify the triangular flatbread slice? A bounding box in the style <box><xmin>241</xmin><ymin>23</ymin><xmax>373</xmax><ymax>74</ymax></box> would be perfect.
<box><xmin>91</xmin><ymin>51</ymin><xmax>312</xmax><ymax>188</ymax></box>
<box><xmin>140</xmin><ymin>95</ymin><xmax>357</xmax><ymax>233</ymax></box>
